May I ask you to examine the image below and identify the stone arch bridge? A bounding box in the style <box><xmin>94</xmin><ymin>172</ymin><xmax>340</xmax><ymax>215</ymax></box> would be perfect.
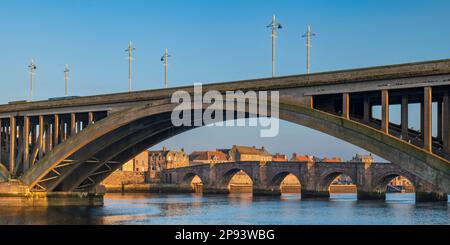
<box><xmin>162</xmin><ymin>161</ymin><xmax>443</xmax><ymax>201</ymax></box>
<box><xmin>0</xmin><ymin>59</ymin><xmax>448</xmax><ymax>205</ymax></box>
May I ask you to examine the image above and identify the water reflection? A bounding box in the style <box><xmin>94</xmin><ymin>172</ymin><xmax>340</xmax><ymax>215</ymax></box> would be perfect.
<box><xmin>0</xmin><ymin>193</ymin><xmax>448</xmax><ymax>225</ymax></box>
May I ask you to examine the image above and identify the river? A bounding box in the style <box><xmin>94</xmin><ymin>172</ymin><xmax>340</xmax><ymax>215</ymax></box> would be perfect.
<box><xmin>0</xmin><ymin>193</ymin><xmax>448</xmax><ymax>225</ymax></box>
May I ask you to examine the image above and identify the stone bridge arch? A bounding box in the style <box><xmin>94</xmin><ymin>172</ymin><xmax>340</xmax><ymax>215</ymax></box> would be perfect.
<box><xmin>371</xmin><ymin>170</ymin><xmax>419</xmax><ymax>193</ymax></box>
<box><xmin>266</xmin><ymin>171</ymin><xmax>302</xmax><ymax>195</ymax></box>
<box><xmin>209</xmin><ymin>163</ymin><xmax>258</xmax><ymax>193</ymax></box>
<box><xmin>255</xmin><ymin>162</ymin><xmax>303</xmax><ymax>194</ymax></box>
<box><xmin>299</xmin><ymin>165</ymin><xmax>358</xmax><ymax>198</ymax></box>
<box><xmin>316</xmin><ymin>168</ymin><xmax>358</xmax><ymax>192</ymax></box>
<box><xmin>17</xmin><ymin>98</ymin><xmax>450</xmax><ymax>196</ymax></box>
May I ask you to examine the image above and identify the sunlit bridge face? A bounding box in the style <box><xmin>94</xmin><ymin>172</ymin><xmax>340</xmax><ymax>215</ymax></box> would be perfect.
<box><xmin>280</xmin><ymin>173</ymin><xmax>301</xmax><ymax>194</ymax></box>
<box><xmin>227</xmin><ymin>170</ymin><xmax>253</xmax><ymax>193</ymax></box>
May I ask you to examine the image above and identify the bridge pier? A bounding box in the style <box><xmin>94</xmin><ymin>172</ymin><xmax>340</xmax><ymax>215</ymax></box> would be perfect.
<box><xmin>253</xmin><ymin>187</ymin><xmax>281</xmax><ymax>196</ymax></box>
<box><xmin>444</xmin><ymin>91</ymin><xmax>450</xmax><ymax>154</ymax></box>
<box><xmin>301</xmin><ymin>189</ymin><xmax>330</xmax><ymax>199</ymax></box>
<box><xmin>357</xmin><ymin>190</ymin><xmax>386</xmax><ymax>201</ymax></box>
<box><xmin>423</xmin><ymin>87</ymin><xmax>433</xmax><ymax>152</ymax></box>
<box><xmin>415</xmin><ymin>192</ymin><xmax>448</xmax><ymax>202</ymax></box>
<box><xmin>202</xmin><ymin>187</ymin><xmax>229</xmax><ymax>194</ymax></box>
<box><xmin>401</xmin><ymin>95</ymin><xmax>409</xmax><ymax>139</ymax></box>
<box><xmin>0</xmin><ymin>181</ymin><xmax>104</xmax><ymax>206</ymax></box>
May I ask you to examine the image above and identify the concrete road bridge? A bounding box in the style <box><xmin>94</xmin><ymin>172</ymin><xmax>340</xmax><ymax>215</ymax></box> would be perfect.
<box><xmin>0</xmin><ymin>58</ymin><xmax>449</xmax><ymax>205</ymax></box>
<box><xmin>161</xmin><ymin>160</ymin><xmax>435</xmax><ymax>201</ymax></box>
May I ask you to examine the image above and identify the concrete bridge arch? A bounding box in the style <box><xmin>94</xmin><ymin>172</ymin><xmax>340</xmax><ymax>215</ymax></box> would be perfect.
<box><xmin>14</xmin><ymin>97</ymin><xmax>449</xmax><ymax>198</ymax></box>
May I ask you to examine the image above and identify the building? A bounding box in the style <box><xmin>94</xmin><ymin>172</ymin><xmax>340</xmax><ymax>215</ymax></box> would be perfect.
<box><xmin>103</xmin><ymin>150</ymin><xmax>149</xmax><ymax>186</ymax></box>
<box><xmin>189</xmin><ymin>150</ymin><xmax>229</xmax><ymax>165</ymax></box>
<box><xmin>291</xmin><ymin>153</ymin><xmax>314</xmax><ymax>163</ymax></box>
<box><xmin>228</xmin><ymin>145</ymin><xmax>272</xmax><ymax>162</ymax></box>
<box><xmin>349</xmin><ymin>154</ymin><xmax>374</xmax><ymax>164</ymax></box>
<box><xmin>321</xmin><ymin>157</ymin><xmax>343</xmax><ymax>163</ymax></box>
<box><xmin>148</xmin><ymin>147</ymin><xmax>189</xmax><ymax>179</ymax></box>
<box><xmin>390</xmin><ymin>176</ymin><xmax>413</xmax><ymax>186</ymax></box>
<box><xmin>121</xmin><ymin>150</ymin><xmax>149</xmax><ymax>172</ymax></box>
<box><xmin>272</xmin><ymin>153</ymin><xmax>288</xmax><ymax>162</ymax></box>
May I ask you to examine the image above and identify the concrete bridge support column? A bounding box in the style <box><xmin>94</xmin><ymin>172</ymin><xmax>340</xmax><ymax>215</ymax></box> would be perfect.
<box><xmin>70</xmin><ymin>113</ymin><xmax>76</xmax><ymax>136</ymax></box>
<box><xmin>420</xmin><ymin>102</ymin><xmax>425</xmax><ymax>139</ymax></box>
<box><xmin>305</xmin><ymin>95</ymin><xmax>313</xmax><ymax>108</ymax></box>
<box><xmin>363</xmin><ymin>97</ymin><xmax>370</xmax><ymax>123</ymax></box>
<box><xmin>437</xmin><ymin>100</ymin><xmax>443</xmax><ymax>141</ymax></box>
<box><xmin>342</xmin><ymin>93</ymin><xmax>350</xmax><ymax>120</ymax></box>
<box><xmin>38</xmin><ymin>115</ymin><xmax>44</xmax><ymax>159</ymax></box>
<box><xmin>381</xmin><ymin>90</ymin><xmax>389</xmax><ymax>134</ymax></box>
<box><xmin>401</xmin><ymin>95</ymin><xmax>409</xmax><ymax>139</ymax></box>
<box><xmin>443</xmin><ymin>91</ymin><xmax>450</xmax><ymax>154</ymax></box>
<box><xmin>423</xmin><ymin>87</ymin><xmax>432</xmax><ymax>152</ymax></box>
<box><xmin>22</xmin><ymin>116</ymin><xmax>29</xmax><ymax>172</ymax></box>
<box><xmin>53</xmin><ymin>114</ymin><xmax>59</xmax><ymax>146</ymax></box>
<box><xmin>88</xmin><ymin>112</ymin><xmax>94</xmax><ymax>125</ymax></box>
<box><xmin>9</xmin><ymin>116</ymin><xmax>15</xmax><ymax>176</ymax></box>
<box><xmin>0</xmin><ymin>119</ymin><xmax>2</xmax><ymax>164</ymax></box>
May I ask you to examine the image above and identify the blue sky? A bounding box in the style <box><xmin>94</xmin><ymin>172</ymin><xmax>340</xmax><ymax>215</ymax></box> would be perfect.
<box><xmin>0</xmin><ymin>0</ymin><xmax>449</xmax><ymax>161</ymax></box>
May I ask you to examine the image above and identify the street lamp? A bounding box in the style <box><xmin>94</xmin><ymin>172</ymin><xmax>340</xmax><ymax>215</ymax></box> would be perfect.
<box><xmin>267</xmin><ymin>15</ymin><xmax>282</xmax><ymax>77</ymax></box>
<box><xmin>125</xmin><ymin>41</ymin><xmax>136</xmax><ymax>92</ymax></box>
<box><xmin>64</xmin><ymin>64</ymin><xmax>69</xmax><ymax>96</ymax></box>
<box><xmin>160</xmin><ymin>48</ymin><xmax>171</xmax><ymax>88</ymax></box>
<box><xmin>301</xmin><ymin>25</ymin><xmax>316</xmax><ymax>74</ymax></box>
<box><xmin>28</xmin><ymin>59</ymin><xmax>37</xmax><ymax>101</ymax></box>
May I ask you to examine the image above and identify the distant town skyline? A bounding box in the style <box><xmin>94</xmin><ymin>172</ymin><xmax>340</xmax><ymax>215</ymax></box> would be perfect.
<box><xmin>0</xmin><ymin>0</ymin><xmax>449</xmax><ymax>161</ymax></box>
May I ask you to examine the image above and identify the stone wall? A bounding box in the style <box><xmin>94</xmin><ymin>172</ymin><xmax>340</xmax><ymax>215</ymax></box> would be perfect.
<box><xmin>102</xmin><ymin>171</ymin><xmax>145</xmax><ymax>186</ymax></box>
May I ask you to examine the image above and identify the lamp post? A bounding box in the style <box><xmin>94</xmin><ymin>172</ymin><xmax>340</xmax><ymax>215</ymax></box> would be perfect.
<box><xmin>64</xmin><ymin>64</ymin><xmax>69</xmax><ymax>96</ymax></box>
<box><xmin>28</xmin><ymin>59</ymin><xmax>37</xmax><ymax>101</ymax></box>
<box><xmin>125</xmin><ymin>41</ymin><xmax>136</xmax><ymax>92</ymax></box>
<box><xmin>267</xmin><ymin>15</ymin><xmax>282</xmax><ymax>77</ymax></box>
<box><xmin>302</xmin><ymin>25</ymin><xmax>316</xmax><ymax>74</ymax></box>
<box><xmin>161</xmin><ymin>48</ymin><xmax>171</xmax><ymax>88</ymax></box>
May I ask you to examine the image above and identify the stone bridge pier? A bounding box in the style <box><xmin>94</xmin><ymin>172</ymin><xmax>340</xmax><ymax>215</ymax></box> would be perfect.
<box><xmin>162</xmin><ymin>161</ymin><xmax>448</xmax><ymax>202</ymax></box>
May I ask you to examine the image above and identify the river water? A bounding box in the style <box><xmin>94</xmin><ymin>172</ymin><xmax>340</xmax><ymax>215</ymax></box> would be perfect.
<box><xmin>0</xmin><ymin>193</ymin><xmax>448</xmax><ymax>225</ymax></box>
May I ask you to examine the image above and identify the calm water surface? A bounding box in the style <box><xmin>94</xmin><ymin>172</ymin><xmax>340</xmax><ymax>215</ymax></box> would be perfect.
<box><xmin>0</xmin><ymin>193</ymin><xmax>448</xmax><ymax>225</ymax></box>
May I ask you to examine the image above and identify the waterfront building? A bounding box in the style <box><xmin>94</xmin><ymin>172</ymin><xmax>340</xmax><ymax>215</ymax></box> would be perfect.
<box><xmin>189</xmin><ymin>150</ymin><xmax>230</xmax><ymax>165</ymax></box>
<box><xmin>349</xmin><ymin>154</ymin><xmax>374</xmax><ymax>164</ymax></box>
<box><xmin>121</xmin><ymin>150</ymin><xmax>149</xmax><ymax>172</ymax></box>
<box><xmin>390</xmin><ymin>176</ymin><xmax>413</xmax><ymax>186</ymax></box>
<box><xmin>103</xmin><ymin>150</ymin><xmax>149</xmax><ymax>186</ymax></box>
<box><xmin>291</xmin><ymin>153</ymin><xmax>314</xmax><ymax>163</ymax></box>
<box><xmin>272</xmin><ymin>153</ymin><xmax>288</xmax><ymax>162</ymax></box>
<box><xmin>321</xmin><ymin>157</ymin><xmax>343</xmax><ymax>163</ymax></box>
<box><xmin>148</xmin><ymin>147</ymin><xmax>189</xmax><ymax>179</ymax></box>
<box><xmin>227</xmin><ymin>145</ymin><xmax>273</xmax><ymax>162</ymax></box>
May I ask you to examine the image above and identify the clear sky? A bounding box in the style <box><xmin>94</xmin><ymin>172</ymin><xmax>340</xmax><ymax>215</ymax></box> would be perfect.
<box><xmin>0</xmin><ymin>0</ymin><xmax>449</xmax><ymax>161</ymax></box>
